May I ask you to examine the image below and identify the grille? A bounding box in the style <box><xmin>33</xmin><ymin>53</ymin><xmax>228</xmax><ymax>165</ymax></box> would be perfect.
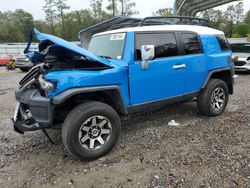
<box><xmin>19</xmin><ymin>67</ymin><xmax>39</xmax><ymax>87</ymax></box>
<box><xmin>234</xmin><ymin>61</ymin><xmax>246</xmax><ymax>66</ymax></box>
<box><xmin>16</xmin><ymin>58</ymin><xmax>26</xmax><ymax>62</ymax></box>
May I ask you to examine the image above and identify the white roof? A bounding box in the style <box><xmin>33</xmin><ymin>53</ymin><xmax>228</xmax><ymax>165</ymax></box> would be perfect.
<box><xmin>94</xmin><ymin>25</ymin><xmax>224</xmax><ymax>36</ymax></box>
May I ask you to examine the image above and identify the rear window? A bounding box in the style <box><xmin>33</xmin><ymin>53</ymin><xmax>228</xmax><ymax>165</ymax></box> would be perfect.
<box><xmin>180</xmin><ymin>33</ymin><xmax>203</xmax><ymax>55</ymax></box>
<box><xmin>216</xmin><ymin>35</ymin><xmax>231</xmax><ymax>51</ymax></box>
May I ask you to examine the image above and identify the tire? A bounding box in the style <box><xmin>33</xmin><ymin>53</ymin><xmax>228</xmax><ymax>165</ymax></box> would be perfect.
<box><xmin>20</xmin><ymin>68</ymin><xmax>29</xmax><ymax>72</ymax></box>
<box><xmin>62</xmin><ymin>101</ymin><xmax>121</xmax><ymax>160</ymax></box>
<box><xmin>197</xmin><ymin>79</ymin><xmax>229</xmax><ymax>117</ymax></box>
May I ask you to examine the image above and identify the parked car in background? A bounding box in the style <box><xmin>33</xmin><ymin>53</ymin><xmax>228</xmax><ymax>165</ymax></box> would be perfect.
<box><xmin>0</xmin><ymin>54</ymin><xmax>11</xmax><ymax>66</ymax></box>
<box><xmin>15</xmin><ymin>54</ymin><xmax>33</xmax><ymax>71</ymax></box>
<box><xmin>229</xmin><ymin>41</ymin><xmax>250</xmax><ymax>72</ymax></box>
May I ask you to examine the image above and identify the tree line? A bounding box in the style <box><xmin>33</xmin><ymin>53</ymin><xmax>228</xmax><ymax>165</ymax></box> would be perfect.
<box><xmin>0</xmin><ymin>0</ymin><xmax>138</xmax><ymax>43</ymax></box>
<box><xmin>1</xmin><ymin>1</ymin><xmax>250</xmax><ymax>43</ymax></box>
<box><xmin>154</xmin><ymin>3</ymin><xmax>250</xmax><ymax>39</ymax></box>
<box><xmin>201</xmin><ymin>2</ymin><xmax>250</xmax><ymax>39</ymax></box>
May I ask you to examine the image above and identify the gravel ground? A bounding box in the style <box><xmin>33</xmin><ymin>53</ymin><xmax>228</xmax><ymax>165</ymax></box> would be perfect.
<box><xmin>0</xmin><ymin>67</ymin><xmax>249</xmax><ymax>188</ymax></box>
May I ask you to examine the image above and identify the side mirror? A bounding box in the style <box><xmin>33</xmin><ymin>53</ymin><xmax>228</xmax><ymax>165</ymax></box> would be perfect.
<box><xmin>141</xmin><ymin>45</ymin><xmax>155</xmax><ymax>70</ymax></box>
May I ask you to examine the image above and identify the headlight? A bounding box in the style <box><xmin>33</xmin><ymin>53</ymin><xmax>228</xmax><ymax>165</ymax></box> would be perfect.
<box><xmin>24</xmin><ymin>57</ymin><xmax>30</xmax><ymax>62</ymax></box>
<box><xmin>38</xmin><ymin>75</ymin><xmax>55</xmax><ymax>92</ymax></box>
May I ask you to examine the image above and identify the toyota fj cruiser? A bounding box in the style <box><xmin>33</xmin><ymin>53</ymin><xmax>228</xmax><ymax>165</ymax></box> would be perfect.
<box><xmin>13</xmin><ymin>17</ymin><xmax>235</xmax><ymax>160</ymax></box>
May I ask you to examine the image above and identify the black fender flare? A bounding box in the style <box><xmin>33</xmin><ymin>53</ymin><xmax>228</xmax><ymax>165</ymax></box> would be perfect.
<box><xmin>52</xmin><ymin>85</ymin><xmax>128</xmax><ymax>115</ymax></box>
<box><xmin>201</xmin><ymin>67</ymin><xmax>235</xmax><ymax>94</ymax></box>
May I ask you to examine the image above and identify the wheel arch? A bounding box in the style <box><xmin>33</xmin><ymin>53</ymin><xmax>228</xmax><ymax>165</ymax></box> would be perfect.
<box><xmin>52</xmin><ymin>86</ymin><xmax>128</xmax><ymax>116</ymax></box>
<box><xmin>202</xmin><ymin>67</ymin><xmax>234</xmax><ymax>94</ymax></box>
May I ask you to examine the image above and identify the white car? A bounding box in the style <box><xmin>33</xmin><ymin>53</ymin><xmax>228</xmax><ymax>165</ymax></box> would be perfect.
<box><xmin>230</xmin><ymin>42</ymin><xmax>250</xmax><ymax>72</ymax></box>
<box><xmin>15</xmin><ymin>54</ymin><xmax>33</xmax><ymax>72</ymax></box>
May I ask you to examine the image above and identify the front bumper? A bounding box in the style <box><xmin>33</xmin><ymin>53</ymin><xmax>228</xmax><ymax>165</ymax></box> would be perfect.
<box><xmin>13</xmin><ymin>89</ymin><xmax>53</xmax><ymax>133</ymax></box>
<box><xmin>235</xmin><ymin>63</ymin><xmax>250</xmax><ymax>72</ymax></box>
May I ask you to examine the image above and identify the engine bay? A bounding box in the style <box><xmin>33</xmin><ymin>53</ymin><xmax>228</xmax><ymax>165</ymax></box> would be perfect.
<box><xmin>30</xmin><ymin>40</ymin><xmax>110</xmax><ymax>72</ymax></box>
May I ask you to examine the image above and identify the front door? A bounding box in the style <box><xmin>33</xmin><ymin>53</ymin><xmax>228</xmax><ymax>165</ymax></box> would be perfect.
<box><xmin>129</xmin><ymin>32</ymin><xmax>186</xmax><ymax>105</ymax></box>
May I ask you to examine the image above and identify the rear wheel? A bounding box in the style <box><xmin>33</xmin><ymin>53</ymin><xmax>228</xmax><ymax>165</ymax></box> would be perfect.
<box><xmin>62</xmin><ymin>101</ymin><xmax>121</xmax><ymax>160</ymax></box>
<box><xmin>197</xmin><ymin>79</ymin><xmax>229</xmax><ymax>117</ymax></box>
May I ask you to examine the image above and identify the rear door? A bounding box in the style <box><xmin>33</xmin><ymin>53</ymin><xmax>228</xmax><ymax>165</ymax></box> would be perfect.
<box><xmin>178</xmin><ymin>32</ymin><xmax>206</xmax><ymax>94</ymax></box>
<box><xmin>129</xmin><ymin>32</ymin><xmax>187</xmax><ymax>105</ymax></box>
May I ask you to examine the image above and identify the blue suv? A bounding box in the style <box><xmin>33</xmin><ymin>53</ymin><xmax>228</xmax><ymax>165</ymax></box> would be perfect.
<box><xmin>13</xmin><ymin>19</ymin><xmax>235</xmax><ymax>160</ymax></box>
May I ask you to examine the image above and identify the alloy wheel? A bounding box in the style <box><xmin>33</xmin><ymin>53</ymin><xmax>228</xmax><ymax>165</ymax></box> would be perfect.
<box><xmin>78</xmin><ymin>115</ymin><xmax>112</xmax><ymax>150</ymax></box>
<box><xmin>210</xmin><ymin>87</ymin><xmax>225</xmax><ymax>110</ymax></box>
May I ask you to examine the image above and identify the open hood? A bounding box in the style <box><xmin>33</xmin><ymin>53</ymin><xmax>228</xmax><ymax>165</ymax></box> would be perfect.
<box><xmin>26</xmin><ymin>29</ymin><xmax>114</xmax><ymax>67</ymax></box>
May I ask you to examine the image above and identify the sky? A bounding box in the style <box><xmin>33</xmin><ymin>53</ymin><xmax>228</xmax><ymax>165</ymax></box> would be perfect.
<box><xmin>0</xmin><ymin>0</ymin><xmax>250</xmax><ymax>20</ymax></box>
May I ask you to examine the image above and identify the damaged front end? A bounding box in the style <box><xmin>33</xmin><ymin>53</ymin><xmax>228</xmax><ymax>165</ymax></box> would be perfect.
<box><xmin>12</xmin><ymin>64</ymin><xmax>54</xmax><ymax>134</ymax></box>
<box><xmin>12</xmin><ymin>29</ymin><xmax>113</xmax><ymax>134</ymax></box>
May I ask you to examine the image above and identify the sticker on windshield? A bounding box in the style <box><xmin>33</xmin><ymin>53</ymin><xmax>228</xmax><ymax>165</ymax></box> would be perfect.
<box><xmin>110</xmin><ymin>33</ymin><xmax>126</xmax><ymax>41</ymax></box>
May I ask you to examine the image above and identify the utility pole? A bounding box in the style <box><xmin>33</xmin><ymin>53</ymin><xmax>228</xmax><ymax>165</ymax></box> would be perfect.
<box><xmin>121</xmin><ymin>0</ymin><xmax>124</xmax><ymax>16</ymax></box>
<box><xmin>112</xmin><ymin>0</ymin><xmax>115</xmax><ymax>16</ymax></box>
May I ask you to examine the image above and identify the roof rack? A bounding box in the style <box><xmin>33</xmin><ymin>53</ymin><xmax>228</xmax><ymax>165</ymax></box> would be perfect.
<box><xmin>79</xmin><ymin>16</ymin><xmax>209</xmax><ymax>48</ymax></box>
<box><xmin>140</xmin><ymin>16</ymin><xmax>208</xmax><ymax>27</ymax></box>
<box><xmin>108</xmin><ymin>21</ymin><xmax>141</xmax><ymax>30</ymax></box>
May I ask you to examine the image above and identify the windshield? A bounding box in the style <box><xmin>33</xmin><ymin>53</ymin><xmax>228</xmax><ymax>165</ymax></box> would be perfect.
<box><xmin>88</xmin><ymin>33</ymin><xmax>126</xmax><ymax>59</ymax></box>
<box><xmin>230</xmin><ymin>43</ymin><xmax>250</xmax><ymax>53</ymax></box>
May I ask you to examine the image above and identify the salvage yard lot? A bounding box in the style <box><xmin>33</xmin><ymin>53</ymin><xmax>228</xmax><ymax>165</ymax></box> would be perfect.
<box><xmin>0</xmin><ymin>67</ymin><xmax>249</xmax><ymax>187</ymax></box>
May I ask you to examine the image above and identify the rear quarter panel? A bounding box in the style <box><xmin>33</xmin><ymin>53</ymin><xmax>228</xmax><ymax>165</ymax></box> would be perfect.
<box><xmin>201</xmin><ymin>35</ymin><xmax>233</xmax><ymax>69</ymax></box>
<box><xmin>200</xmin><ymin>35</ymin><xmax>233</xmax><ymax>81</ymax></box>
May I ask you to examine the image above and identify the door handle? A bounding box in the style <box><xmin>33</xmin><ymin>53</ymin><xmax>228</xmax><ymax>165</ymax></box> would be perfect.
<box><xmin>173</xmin><ymin>64</ymin><xmax>186</xmax><ymax>70</ymax></box>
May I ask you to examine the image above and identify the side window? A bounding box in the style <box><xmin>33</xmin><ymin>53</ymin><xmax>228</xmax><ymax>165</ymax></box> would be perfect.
<box><xmin>181</xmin><ymin>33</ymin><xmax>203</xmax><ymax>55</ymax></box>
<box><xmin>135</xmin><ymin>33</ymin><xmax>178</xmax><ymax>60</ymax></box>
<box><xmin>216</xmin><ymin>34</ymin><xmax>231</xmax><ymax>51</ymax></box>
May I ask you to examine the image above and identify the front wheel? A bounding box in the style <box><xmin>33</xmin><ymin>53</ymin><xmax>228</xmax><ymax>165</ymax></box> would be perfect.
<box><xmin>197</xmin><ymin>79</ymin><xmax>229</xmax><ymax>117</ymax></box>
<box><xmin>62</xmin><ymin>101</ymin><xmax>121</xmax><ymax>160</ymax></box>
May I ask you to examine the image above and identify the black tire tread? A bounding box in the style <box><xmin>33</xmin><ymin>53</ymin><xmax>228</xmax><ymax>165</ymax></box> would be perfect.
<box><xmin>197</xmin><ymin>79</ymin><xmax>229</xmax><ymax>117</ymax></box>
<box><xmin>62</xmin><ymin>101</ymin><xmax>120</xmax><ymax>160</ymax></box>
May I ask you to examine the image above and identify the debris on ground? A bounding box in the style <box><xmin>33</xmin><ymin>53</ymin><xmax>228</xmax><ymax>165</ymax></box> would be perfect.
<box><xmin>0</xmin><ymin>68</ymin><xmax>249</xmax><ymax>187</ymax></box>
<box><xmin>168</xmin><ymin>120</ymin><xmax>180</xmax><ymax>127</ymax></box>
